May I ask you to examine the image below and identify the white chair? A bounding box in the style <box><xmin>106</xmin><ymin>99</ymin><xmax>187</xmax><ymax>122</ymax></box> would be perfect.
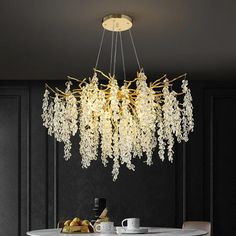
<box><xmin>182</xmin><ymin>221</ymin><xmax>211</xmax><ymax>236</ymax></box>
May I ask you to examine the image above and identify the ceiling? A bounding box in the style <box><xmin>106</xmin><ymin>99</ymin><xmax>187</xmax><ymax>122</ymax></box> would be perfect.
<box><xmin>0</xmin><ymin>0</ymin><xmax>236</xmax><ymax>80</ymax></box>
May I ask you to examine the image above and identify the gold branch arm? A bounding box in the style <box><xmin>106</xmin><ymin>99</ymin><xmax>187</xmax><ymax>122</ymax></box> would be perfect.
<box><xmin>55</xmin><ymin>87</ymin><xmax>67</xmax><ymax>96</ymax></box>
<box><xmin>78</xmin><ymin>78</ymin><xmax>87</xmax><ymax>89</ymax></box>
<box><xmin>45</xmin><ymin>83</ymin><xmax>57</xmax><ymax>94</ymax></box>
<box><xmin>151</xmin><ymin>84</ymin><xmax>173</xmax><ymax>89</ymax></box>
<box><xmin>67</xmin><ymin>76</ymin><xmax>83</xmax><ymax>82</ymax></box>
<box><xmin>124</xmin><ymin>78</ymin><xmax>138</xmax><ymax>88</ymax></box>
<box><xmin>151</xmin><ymin>74</ymin><xmax>167</xmax><ymax>86</ymax></box>
<box><xmin>94</xmin><ymin>69</ymin><xmax>112</xmax><ymax>80</ymax></box>
<box><xmin>168</xmin><ymin>73</ymin><xmax>187</xmax><ymax>83</ymax></box>
<box><xmin>175</xmin><ymin>92</ymin><xmax>185</xmax><ymax>96</ymax></box>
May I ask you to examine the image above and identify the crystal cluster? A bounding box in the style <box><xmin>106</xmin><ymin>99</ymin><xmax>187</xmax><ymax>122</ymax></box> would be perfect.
<box><xmin>42</xmin><ymin>71</ymin><xmax>194</xmax><ymax>181</ymax></box>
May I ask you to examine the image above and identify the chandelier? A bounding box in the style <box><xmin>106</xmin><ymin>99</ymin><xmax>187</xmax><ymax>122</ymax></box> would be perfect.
<box><xmin>42</xmin><ymin>14</ymin><xmax>194</xmax><ymax>181</ymax></box>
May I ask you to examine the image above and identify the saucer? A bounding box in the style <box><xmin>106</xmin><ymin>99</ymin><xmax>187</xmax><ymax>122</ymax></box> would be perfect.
<box><xmin>116</xmin><ymin>227</ymin><xmax>148</xmax><ymax>234</ymax></box>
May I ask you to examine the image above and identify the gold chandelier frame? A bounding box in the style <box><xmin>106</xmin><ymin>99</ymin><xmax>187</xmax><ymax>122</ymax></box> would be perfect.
<box><xmin>42</xmin><ymin>14</ymin><xmax>194</xmax><ymax>181</ymax></box>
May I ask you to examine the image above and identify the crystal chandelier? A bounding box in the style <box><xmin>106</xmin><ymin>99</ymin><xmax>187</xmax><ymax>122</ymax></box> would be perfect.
<box><xmin>42</xmin><ymin>14</ymin><xmax>194</xmax><ymax>181</ymax></box>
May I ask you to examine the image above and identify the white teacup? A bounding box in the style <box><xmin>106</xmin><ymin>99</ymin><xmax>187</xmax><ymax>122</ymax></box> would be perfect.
<box><xmin>95</xmin><ymin>221</ymin><xmax>114</xmax><ymax>233</ymax></box>
<box><xmin>121</xmin><ymin>218</ymin><xmax>140</xmax><ymax>230</ymax></box>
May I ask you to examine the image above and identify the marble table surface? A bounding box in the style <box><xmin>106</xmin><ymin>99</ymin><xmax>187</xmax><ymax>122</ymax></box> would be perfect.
<box><xmin>27</xmin><ymin>227</ymin><xmax>207</xmax><ymax>236</ymax></box>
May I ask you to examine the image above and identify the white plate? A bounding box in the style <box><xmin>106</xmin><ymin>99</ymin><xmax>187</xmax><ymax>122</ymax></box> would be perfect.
<box><xmin>116</xmin><ymin>227</ymin><xmax>148</xmax><ymax>234</ymax></box>
<box><xmin>27</xmin><ymin>228</ymin><xmax>61</xmax><ymax>235</ymax></box>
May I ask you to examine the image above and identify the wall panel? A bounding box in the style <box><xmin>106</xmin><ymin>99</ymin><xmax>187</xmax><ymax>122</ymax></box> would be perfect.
<box><xmin>205</xmin><ymin>90</ymin><xmax>236</xmax><ymax>235</ymax></box>
<box><xmin>0</xmin><ymin>87</ymin><xmax>29</xmax><ymax>236</ymax></box>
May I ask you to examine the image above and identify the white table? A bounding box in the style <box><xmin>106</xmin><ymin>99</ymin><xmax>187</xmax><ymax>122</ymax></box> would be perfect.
<box><xmin>27</xmin><ymin>227</ymin><xmax>207</xmax><ymax>236</ymax></box>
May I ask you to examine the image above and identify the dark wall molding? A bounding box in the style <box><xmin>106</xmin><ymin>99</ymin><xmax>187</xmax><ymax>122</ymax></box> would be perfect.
<box><xmin>204</xmin><ymin>89</ymin><xmax>236</xmax><ymax>235</ymax></box>
<box><xmin>0</xmin><ymin>87</ymin><xmax>30</xmax><ymax>236</ymax></box>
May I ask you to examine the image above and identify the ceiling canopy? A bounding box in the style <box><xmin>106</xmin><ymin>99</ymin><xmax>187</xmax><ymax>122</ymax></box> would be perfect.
<box><xmin>1</xmin><ymin>0</ymin><xmax>236</xmax><ymax>79</ymax></box>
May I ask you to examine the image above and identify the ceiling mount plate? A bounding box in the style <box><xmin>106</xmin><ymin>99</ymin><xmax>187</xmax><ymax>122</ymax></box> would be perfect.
<box><xmin>102</xmin><ymin>14</ymin><xmax>133</xmax><ymax>32</ymax></box>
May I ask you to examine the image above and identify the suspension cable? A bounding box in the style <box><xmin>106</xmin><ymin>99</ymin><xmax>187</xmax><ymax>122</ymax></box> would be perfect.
<box><xmin>109</xmin><ymin>22</ymin><xmax>115</xmax><ymax>75</ymax></box>
<box><xmin>112</xmin><ymin>32</ymin><xmax>118</xmax><ymax>76</ymax></box>
<box><xmin>119</xmin><ymin>32</ymin><xmax>126</xmax><ymax>81</ymax></box>
<box><xmin>128</xmin><ymin>29</ymin><xmax>141</xmax><ymax>71</ymax></box>
<box><xmin>94</xmin><ymin>28</ymin><xmax>105</xmax><ymax>70</ymax></box>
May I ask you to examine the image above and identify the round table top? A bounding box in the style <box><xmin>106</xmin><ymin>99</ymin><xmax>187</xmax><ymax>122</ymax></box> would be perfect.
<box><xmin>27</xmin><ymin>227</ymin><xmax>207</xmax><ymax>236</ymax></box>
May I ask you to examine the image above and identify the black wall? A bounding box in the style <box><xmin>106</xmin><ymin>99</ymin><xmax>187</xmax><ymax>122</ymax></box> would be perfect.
<box><xmin>0</xmin><ymin>78</ymin><xmax>236</xmax><ymax>236</ymax></box>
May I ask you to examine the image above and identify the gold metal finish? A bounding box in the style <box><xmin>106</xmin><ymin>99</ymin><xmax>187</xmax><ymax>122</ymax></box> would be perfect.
<box><xmin>46</xmin><ymin>69</ymin><xmax>187</xmax><ymax>104</ymax></box>
<box><xmin>102</xmin><ymin>14</ymin><xmax>133</xmax><ymax>32</ymax></box>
